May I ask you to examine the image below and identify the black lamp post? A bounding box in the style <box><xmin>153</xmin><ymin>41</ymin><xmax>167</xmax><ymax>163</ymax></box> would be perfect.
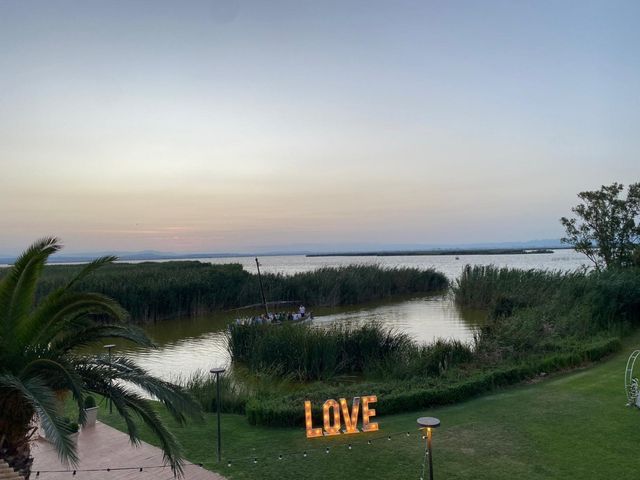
<box><xmin>103</xmin><ymin>344</ymin><xmax>116</xmax><ymax>414</ymax></box>
<box><xmin>417</xmin><ymin>416</ymin><xmax>440</xmax><ymax>480</ymax></box>
<box><xmin>210</xmin><ymin>367</ymin><xmax>226</xmax><ymax>462</ymax></box>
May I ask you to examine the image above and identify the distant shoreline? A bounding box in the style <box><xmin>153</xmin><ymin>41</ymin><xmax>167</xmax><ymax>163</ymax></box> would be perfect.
<box><xmin>0</xmin><ymin>246</ymin><xmax>571</xmax><ymax>265</ymax></box>
<box><xmin>306</xmin><ymin>248</ymin><xmax>557</xmax><ymax>257</ymax></box>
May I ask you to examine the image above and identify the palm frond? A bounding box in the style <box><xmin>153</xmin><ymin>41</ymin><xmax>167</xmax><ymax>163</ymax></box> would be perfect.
<box><xmin>102</xmin><ymin>356</ymin><xmax>201</xmax><ymax>423</ymax></box>
<box><xmin>19</xmin><ymin>358</ymin><xmax>87</xmax><ymax>425</ymax></box>
<box><xmin>24</xmin><ymin>292</ymin><xmax>129</xmax><ymax>346</ymax></box>
<box><xmin>76</xmin><ymin>356</ymin><xmax>201</xmax><ymax>423</ymax></box>
<box><xmin>73</xmin><ymin>369</ymin><xmax>186</xmax><ymax>477</ymax></box>
<box><xmin>65</xmin><ymin>256</ymin><xmax>118</xmax><ymax>290</ymax></box>
<box><xmin>112</xmin><ymin>388</ymin><xmax>185</xmax><ymax>477</ymax></box>
<box><xmin>51</xmin><ymin>324</ymin><xmax>154</xmax><ymax>353</ymax></box>
<box><xmin>0</xmin><ymin>237</ymin><xmax>60</xmax><ymax>347</ymax></box>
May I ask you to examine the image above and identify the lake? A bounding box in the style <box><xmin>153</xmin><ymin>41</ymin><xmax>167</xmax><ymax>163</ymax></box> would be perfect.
<box><xmin>109</xmin><ymin>249</ymin><xmax>589</xmax><ymax>382</ymax></box>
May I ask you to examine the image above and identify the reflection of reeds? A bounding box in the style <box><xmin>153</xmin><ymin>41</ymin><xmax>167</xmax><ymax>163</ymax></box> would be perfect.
<box><xmin>21</xmin><ymin>262</ymin><xmax>448</xmax><ymax>322</ymax></box>
<box><xmin>227</xmin><ymin>322</ymin><xmax>472</xmax><ymax>382</ymax></box>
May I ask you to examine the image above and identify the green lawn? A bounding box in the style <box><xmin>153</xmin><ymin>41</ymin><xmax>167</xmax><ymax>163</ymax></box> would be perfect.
<box><xmin>101</xmin><ymin>333</ymin><xmax>640</xmax><ymax>479</ymax></box>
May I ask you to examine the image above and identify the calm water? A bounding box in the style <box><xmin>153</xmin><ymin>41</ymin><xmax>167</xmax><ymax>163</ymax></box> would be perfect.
<box><xmin>182</xmin><ymin>248</ymin><xmax>589</xmax><ymax>280</ymax></box>
<box><xmin>108</xmin><ymin>249</ymin><xmax>589</xmax><ymax>381</ymax></box>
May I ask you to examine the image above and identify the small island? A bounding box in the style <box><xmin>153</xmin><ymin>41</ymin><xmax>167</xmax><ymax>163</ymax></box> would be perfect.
<box><xmin>307</xmin><ymin>248</ymin><xmax>555</xmax><ymax>257</ymax></box>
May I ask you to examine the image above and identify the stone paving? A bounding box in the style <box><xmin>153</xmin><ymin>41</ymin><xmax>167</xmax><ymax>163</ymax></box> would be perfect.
<box><xmin>31</xmin><ymin>422</ymin><xmax>225</xmax><ymax>480</ymax></box>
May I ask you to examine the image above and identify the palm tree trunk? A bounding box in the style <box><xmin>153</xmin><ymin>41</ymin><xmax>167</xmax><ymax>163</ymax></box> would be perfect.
<box><xmin>0</xmin><ymin>393</ymin><xmax>36</xmax><ymax>479</ymax></box>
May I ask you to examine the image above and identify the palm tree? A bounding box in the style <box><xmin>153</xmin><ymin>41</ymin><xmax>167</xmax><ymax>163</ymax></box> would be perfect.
<box><xmin>0</xmin><ymin>238</ymin><xmax>201</xmax><ymax>478</ymax></box>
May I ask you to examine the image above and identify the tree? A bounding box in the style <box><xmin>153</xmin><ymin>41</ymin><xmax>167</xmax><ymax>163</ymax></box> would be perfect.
<box><xmin>0</xmin><ymin>238</ymin><xmax>201</xmax><ymax>478</ymax></box>
<box><xmin>561</xmin><ymin>182</ymin><xmax>640</xmax><ymax>269</ymax></box>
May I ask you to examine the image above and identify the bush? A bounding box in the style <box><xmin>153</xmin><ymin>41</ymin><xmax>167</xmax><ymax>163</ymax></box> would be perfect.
<box><xmin>61</xmin><ymin>417</ymin><xmax>79</xmax><ymax>433</ymax></box>
<box><xmin>84</xmin><ymin>395</ymin><xmax>96</xmax><ymax>409</ymax></box>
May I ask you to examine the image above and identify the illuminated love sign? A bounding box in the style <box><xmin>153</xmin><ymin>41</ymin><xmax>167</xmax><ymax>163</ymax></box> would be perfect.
<box><xmin>304</xmin><ymin>395</ymin><xmax>379</xmax><ymax>438</ymax></box>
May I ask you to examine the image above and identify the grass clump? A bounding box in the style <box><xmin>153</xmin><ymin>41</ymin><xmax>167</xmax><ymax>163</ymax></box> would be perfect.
<box><xmin>227</xmin><ymin>322</ymin><xmax>427</xmax><ymax>381</ymax></box>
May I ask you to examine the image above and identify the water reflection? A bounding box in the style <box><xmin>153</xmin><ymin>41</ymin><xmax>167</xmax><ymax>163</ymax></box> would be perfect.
<box><xmin>108</xmin><ymin>296</ymin><xmax>482</xmax><ymax>382</ymax></box>
<box><xmin>313</xmin><ymin>295</ymin><xmax>484</xmax><ymax>343</ymax></box>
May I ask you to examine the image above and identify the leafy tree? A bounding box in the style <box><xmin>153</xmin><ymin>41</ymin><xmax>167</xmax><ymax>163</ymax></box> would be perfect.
<box><xmin>561</xmin><ymin>182</ymin><xmax>640</xmax><ymax>269</ymax></box>
<box><xmin>0</xmin><ymin>238</ymin><xmax>201</xmax><ymax>478</ymax></box>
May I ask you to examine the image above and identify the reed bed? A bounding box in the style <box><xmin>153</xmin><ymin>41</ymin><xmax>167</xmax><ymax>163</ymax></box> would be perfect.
<box><xmin>13</xmin><ymin>262</ymin><xmax>448</xmax><ymax>322</ymax></box>
<box><xmin>227</xmin><ymin>322</ymin><xmax>472</xmax><ymax>382</ymax></box>
<box><xmin>454</xmin><ymin>265</ymin><xmax>640</xmax><ymax>332</ymax></box>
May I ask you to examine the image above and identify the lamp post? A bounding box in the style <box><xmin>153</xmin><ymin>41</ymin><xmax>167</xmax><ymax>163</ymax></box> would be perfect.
<box><xmin>210</xmin><ymin>367</ymin><xmax>226</xmax><ymax>462</ymax></box>
<box><xmin>417</xmin><ymin>416</ymin><xmax>440</xmax><ymax>480</ymax></box>
<box><xmin>104</xmin><ymin>344</ymin><xmax>116</xmax><ymax>414</ymax></box>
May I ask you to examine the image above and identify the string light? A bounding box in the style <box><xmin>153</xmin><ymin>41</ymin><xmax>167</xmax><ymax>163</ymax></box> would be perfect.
<box><xmin>32</xmin><ymin>429</ymin><xmax>420</xmax><ymax>476</ymax></box>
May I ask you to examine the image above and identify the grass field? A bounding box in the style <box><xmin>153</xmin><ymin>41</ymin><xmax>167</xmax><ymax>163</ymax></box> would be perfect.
<box><xmin>99</xmin><ymin>330</ymin><xmax>640</xmax><ymax>479</ymax></box>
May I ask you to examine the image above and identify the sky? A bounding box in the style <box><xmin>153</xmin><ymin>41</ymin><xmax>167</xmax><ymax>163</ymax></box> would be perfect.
<box><xmin>1</xmin><ymin>0</ymin><xmax>639</xmax><ymax>254</ymax></box>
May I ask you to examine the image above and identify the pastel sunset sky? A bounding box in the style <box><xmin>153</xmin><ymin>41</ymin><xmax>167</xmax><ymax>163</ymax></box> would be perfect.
<box><xmin>1</xmin><ymin>0</ymin><xmax>638</xmax><ymax>254</ymax></box>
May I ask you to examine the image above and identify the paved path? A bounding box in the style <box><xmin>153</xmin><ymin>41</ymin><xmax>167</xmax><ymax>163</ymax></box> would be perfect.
<box><xmin>31</xmin><ymin>422</ymin><xmax>225</xmax><ymax>480</ymax></box>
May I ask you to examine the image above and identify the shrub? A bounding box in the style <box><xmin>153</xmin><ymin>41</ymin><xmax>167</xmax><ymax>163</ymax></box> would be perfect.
<box><xmin>84</xmin><ymin>396</ymin><xmax>96</xmax><ymax>409</ymax></box>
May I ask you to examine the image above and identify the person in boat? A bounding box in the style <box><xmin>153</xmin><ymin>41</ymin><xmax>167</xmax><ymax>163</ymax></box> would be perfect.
<box><xmin>299</xmin><ymin>305</ymin><xmax>306</xmax><ymax>315</ymax></box>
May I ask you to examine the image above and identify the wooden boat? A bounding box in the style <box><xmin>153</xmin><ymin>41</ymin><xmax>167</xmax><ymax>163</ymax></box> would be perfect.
<box><xmin>233</xmin><ymin>257</ymin><xmax>313</xmax><ymax>326</ymax></box>
<box><xmin>235</xmin><ymin>310</ymin><xmax>313</xmax><ymax>326</ymax></box>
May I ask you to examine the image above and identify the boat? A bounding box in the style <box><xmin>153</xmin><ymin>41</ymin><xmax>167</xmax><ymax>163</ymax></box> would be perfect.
<box><xmin>234</xmin><ymin>257</ymin><xmax>313</xmax><ymax>326</ymax></box>
<box><xmin>235</xmin><ymin>309</ymin><xmax>313</xmax><ymax>326</ymax></box>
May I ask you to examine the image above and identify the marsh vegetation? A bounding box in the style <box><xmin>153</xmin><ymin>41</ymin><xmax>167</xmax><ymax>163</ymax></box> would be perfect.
<box><xmin>218</xmin><ymin>263</ymin><xmax>639</xmax><ymax>427</ymax></box>
<box><xmin>1</xmin><ymin>263</ymin><xmax>448</xmax><ymax>322</ymax></box>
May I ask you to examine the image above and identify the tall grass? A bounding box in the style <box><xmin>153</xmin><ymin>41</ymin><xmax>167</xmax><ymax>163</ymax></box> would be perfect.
<box><xmin>455</xmin><ymin>265</ymin><xmax>640</xmax><ymax>328</ymax></box>
<box><xmin>227</xmin><ymin>322</ymin><xmax>472</xmax><ymax>382</ymax></box>
<box><xmin>454</xmin><ymin>265</ymin><xmax>640</xmax><ymax>362</ymax></box>
<box><xmin>453</xmin><ymin>265</ymin><xmax>579</xmax><ymax>310</ymax></box>
<box><xmin>7</xmin><ymin>262</ymin><xmax>448</xmax><ymax>322</ymax></box>
<box><xmin>262</xmin><ymin>265</ymin><xmax>449</xmax><ymax>307</ymax></box>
